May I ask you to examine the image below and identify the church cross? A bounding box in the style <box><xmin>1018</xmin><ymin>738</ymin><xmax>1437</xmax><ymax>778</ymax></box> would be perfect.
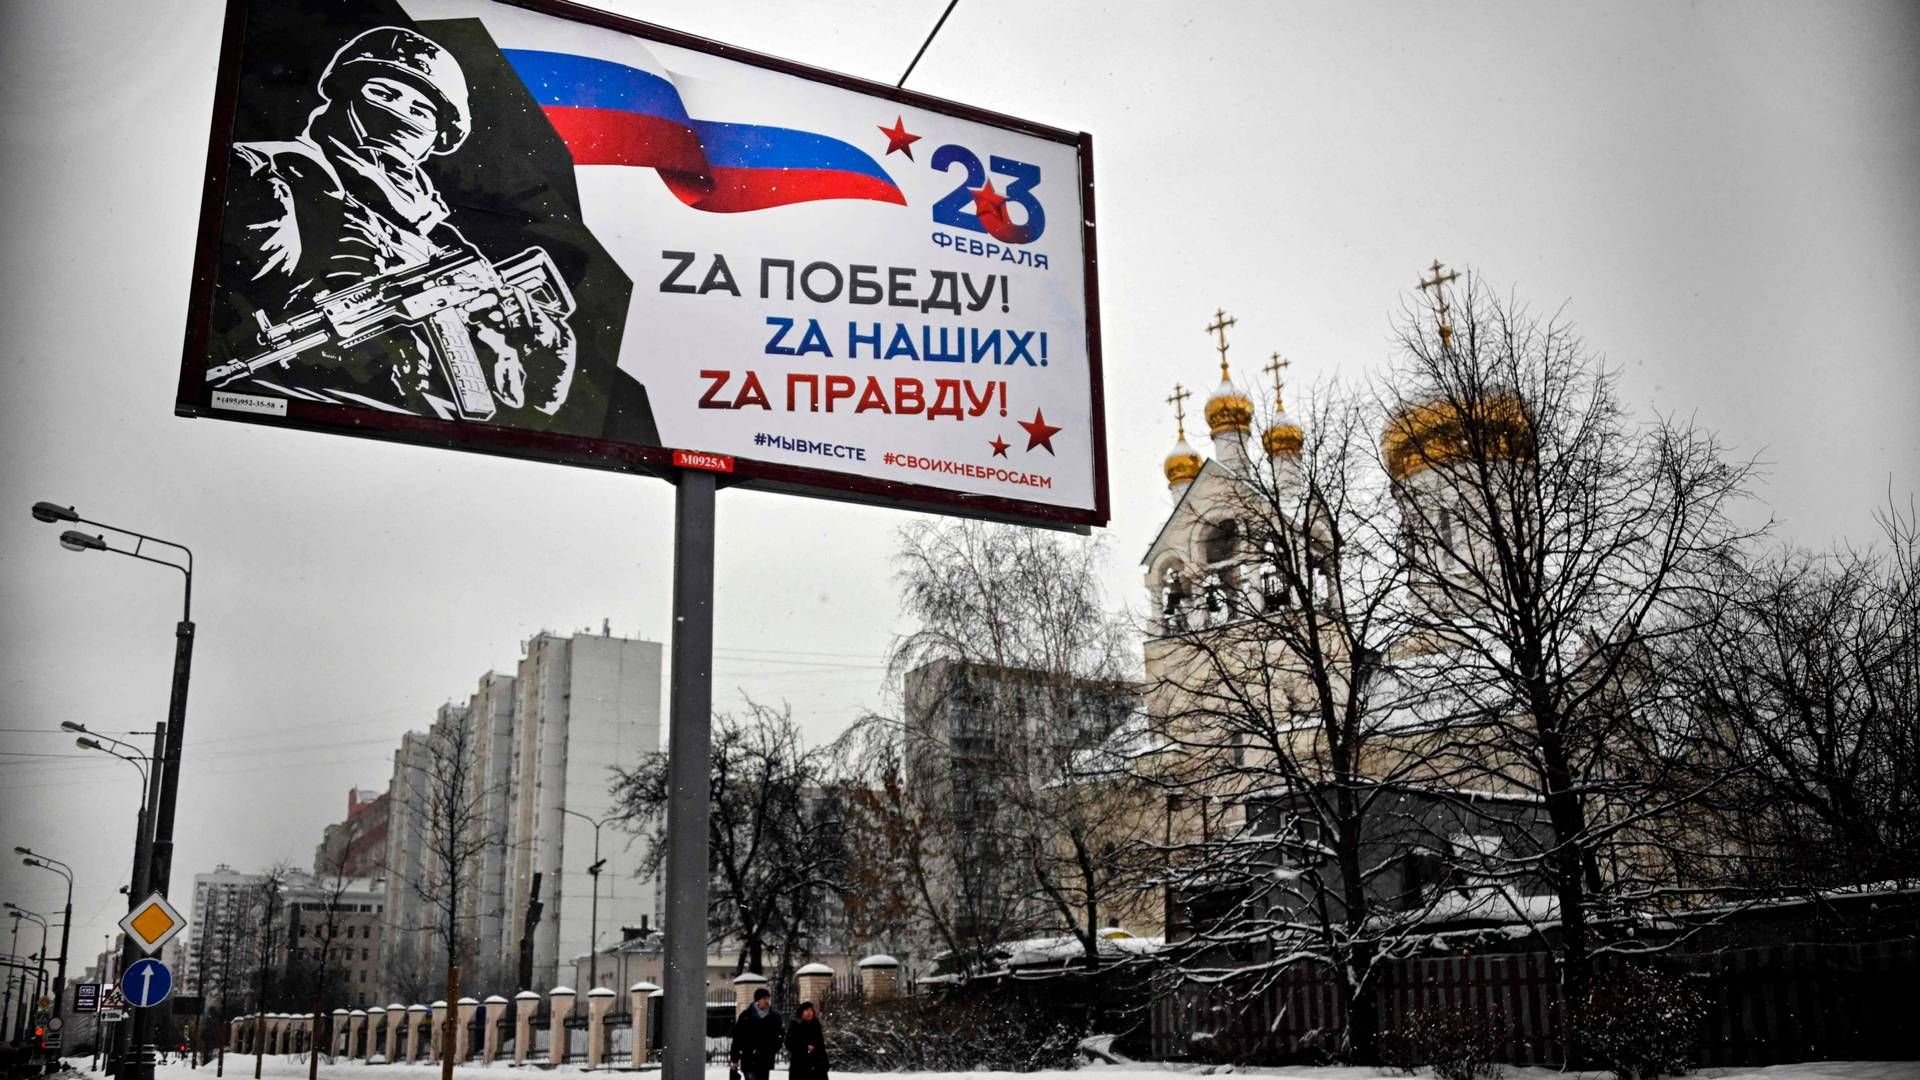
<box><xmin>1263</xmin><ymin>352</ymin><xmax>1292</xmax><ymax>411</ymax></box>
<box><xmin>1418</xmin><ymin>259</ymin><xmax>1461</xmax><ymax>344</ymax></box>
<box><xmin>1204</xmin><ymin>308</ymin><xmax>1237</xmax><ymax>380</ymax></box>
<box><xmin>1165</xmin><ymin>383</ymin><xmax>1193</xmax><ymax>439</ymax></box>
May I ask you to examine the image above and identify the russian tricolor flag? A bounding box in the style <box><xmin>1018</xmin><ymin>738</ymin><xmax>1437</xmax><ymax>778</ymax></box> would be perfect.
<box><xmin>504</xmin><ymin>49</ymin><xmax>906</xmax><ymax>213</ymax></box>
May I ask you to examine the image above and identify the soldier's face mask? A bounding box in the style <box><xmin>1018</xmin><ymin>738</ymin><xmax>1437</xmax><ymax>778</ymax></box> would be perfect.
<box><xmin>352</xmin><ymin>76</ymin><xmax>441</xmax><ymax>163</ymax></box>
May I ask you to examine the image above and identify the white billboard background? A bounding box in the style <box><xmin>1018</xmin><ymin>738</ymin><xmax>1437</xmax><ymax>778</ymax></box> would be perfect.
<box><xmin>403</xmin><ymin>0</ymin><xmax>1098</xmax><ymax>515</ymax></box>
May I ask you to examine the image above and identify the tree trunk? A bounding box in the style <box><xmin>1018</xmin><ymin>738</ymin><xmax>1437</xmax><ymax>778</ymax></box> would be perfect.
<box><xmin>307</xmin><ymin>986</ymin><xmax>323</xmax><ymax>1080</ymax></box>
<box><xmin>441</xmin><ymin>963</ymin><xmax>460</xmax><ymax>1080</ymax></box>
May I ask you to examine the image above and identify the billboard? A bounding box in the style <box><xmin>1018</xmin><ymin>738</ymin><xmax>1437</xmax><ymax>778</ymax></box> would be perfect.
<box><xmin>176</xmin><ymin>0</ymin><xmax>1106</xmax><ymax>528</ymax></box>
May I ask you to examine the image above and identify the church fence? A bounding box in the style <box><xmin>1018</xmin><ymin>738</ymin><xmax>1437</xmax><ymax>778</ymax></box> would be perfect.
<box><xmin>1149</xmin><ymin>939</ymin><xmax>1920</xmax><ymax>1066</ymax></box>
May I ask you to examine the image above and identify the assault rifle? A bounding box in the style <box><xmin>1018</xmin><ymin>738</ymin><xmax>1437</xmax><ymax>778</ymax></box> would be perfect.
<box><xmin>207</xmin><ymin>245</ymin><xmax>575</xmax><ymax>421</ymax></box>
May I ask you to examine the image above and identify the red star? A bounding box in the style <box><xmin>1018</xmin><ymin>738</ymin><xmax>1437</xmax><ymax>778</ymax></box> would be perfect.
<box><xmin>989</xmin><ymin>435</ymin><xmax>1010</xmax><ymax>458</ymax></box>
<box><xmin>1017</xmin><ymin>409</ymin><xmax>1062</xmax><ymax>455</ymax></box>
<box><xmin>878</xmin><ymin>116</ymin><xmax>921</xmax><ymax>160</ymax></box>
<box><xmin>970</xmin><ymin>180</ymin><xmax>1012</xmax><ymax>233</ymax></box>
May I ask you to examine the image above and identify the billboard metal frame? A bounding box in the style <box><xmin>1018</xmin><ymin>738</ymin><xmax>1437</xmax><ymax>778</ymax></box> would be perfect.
<box><xmin>174</xmin><ymin>0</ymin><xmax>1108</xmax><ymax>531</ymax></box>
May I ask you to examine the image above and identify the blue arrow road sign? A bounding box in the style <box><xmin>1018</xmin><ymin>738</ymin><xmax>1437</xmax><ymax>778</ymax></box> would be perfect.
<box><xmin>124</xmin><ymin>958</ymin><xmax>172</xmax><ymax>1008</ymax></box>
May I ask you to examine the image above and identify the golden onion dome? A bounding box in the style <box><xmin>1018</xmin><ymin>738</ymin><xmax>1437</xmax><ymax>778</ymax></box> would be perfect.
<box><xmin>1163</xmin><ymin>437</ymin><xmax>1203</xmax><ymax>485</ymax></box>
<box><xmin>1204</xmin><ymin>378</ymin><xmax>1254</xmax><ymax>435</ymax></box>
<box><xmin>1263</xmin><ymin>412</ymin><xmax>1304</xmax><ymax>457</ymax></box>
<box><xmin>1381</xmin><ymin>391</ymin><xmax>1532</xmax><ymax>481</ymax></box>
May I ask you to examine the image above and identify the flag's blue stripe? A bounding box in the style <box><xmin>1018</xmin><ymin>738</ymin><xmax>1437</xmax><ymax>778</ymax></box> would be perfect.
<box><xmin>689</xmin><ymin>120</ymin><xmax>892</xmax><ymax>182</ymax></box>
<box><xmin>502</xmin><ymin>49</ymin><xmax>690</xmax><ymax>126</ymax></box>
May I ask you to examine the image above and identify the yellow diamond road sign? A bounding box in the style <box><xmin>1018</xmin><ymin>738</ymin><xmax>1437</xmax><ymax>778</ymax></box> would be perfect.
<box><xmin>118</xmin><ymin>892</ymin><xmax>185</xmax><ymax>956</ymax></box>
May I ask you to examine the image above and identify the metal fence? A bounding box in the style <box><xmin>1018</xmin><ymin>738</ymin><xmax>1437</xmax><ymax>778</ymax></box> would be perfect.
<box><xmin>1150</xmin><ymin>939</ymin><xmax>1920</xmax><ymax>1066</ymax></box>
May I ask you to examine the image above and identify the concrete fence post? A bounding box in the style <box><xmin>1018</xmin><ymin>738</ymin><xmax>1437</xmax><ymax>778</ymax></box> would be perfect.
<box><xmin>586</xmin><ymin>987</ymin><xmax>616</xmax><ymax>1070</ymax></box>
<box><xmin>857</xmin><ymin>955</ymin><xmax>900</xmax><ymax>1001</ymax></box>
<box><xmin>331</xmin><ymin>1009</ymin><xmax>349</xmax><ymax>1057</ymax></box>
<box><xmin>455</xmin><ymin>997</ymin><xmax>479</xmax><ymax>1062</ymax></box>
<box><xmin>547</xmin><ymin>986</ymin><xmax>576</xmax><ymax>1066</ymax></box>
<box><xmin>348</xmin><ymin>1009</ymin><xmax>367</xmax><ymax>1059</ymax></box>
<box><xmin>794</xmin><ymin>963</ymin><xmax>834</xmax><ymax>1011</ymax></box>
<box><xmin>629</xmin><ymin>982</ymin><xmax>658</xmax><ymax>1067</ymax></box>
<box><xmin>482</xmin><ymin>995</ymin><xmax>508</xmax><ymax>1064</ymax></box>
<box><xmin>513</xmin><ymin>990</ymin><xmax>539</xmax><ymax>1065</ymax></box>
<box><xmin>731</xmin><ymin>972</ymin><xmax>767</xmax><ymax>1016</ymax></box>
<box><xmin>430</xmin><ymin>1000</ymin><xmax>449</xmax><ymax>1062</ymax></box>
<box><xmin>406</xmin><ymin>1004</ymin><xmax>429</xmax><ymax>1063</ymax></box>
<box><xmin>384</xmin><ymin>1002</ymin><xmax>406</xmax><ymax>1063</ymax></box>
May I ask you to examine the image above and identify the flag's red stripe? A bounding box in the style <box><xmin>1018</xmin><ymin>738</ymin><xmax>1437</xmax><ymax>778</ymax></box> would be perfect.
<box><xmin>540</xmin><ymin>105</ymin><xmax>708</xmax><ymax>175</ymax></box>
<box><xmin>684</xmin><ymin>168</ymin><xmax>909</xmax><ymax>213</ymax></box>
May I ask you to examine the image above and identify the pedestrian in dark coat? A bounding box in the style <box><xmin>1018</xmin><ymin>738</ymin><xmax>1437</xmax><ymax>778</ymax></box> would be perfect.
<box><xmin>730</xmin><ymin>987</ymin><xmax>783</xmax><ymax>1080</ymax></box>
<box><xmin>785</xmin><ymin>1001</ymin><xmax>829</xmax><ymax>1080</ymax></box>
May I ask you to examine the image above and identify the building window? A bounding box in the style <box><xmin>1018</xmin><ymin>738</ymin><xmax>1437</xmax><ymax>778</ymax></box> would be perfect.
<box><xmin>1201</xmin><ymin>519</ymin><xmax>1239</xmax><ymax>565</ymax></box>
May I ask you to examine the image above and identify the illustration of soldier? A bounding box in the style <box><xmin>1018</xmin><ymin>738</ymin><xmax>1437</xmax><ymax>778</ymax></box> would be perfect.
<box><xmin>209</xmin><ymin>26</ymin><xmax>577</xmax><ymax>422</ymax></box>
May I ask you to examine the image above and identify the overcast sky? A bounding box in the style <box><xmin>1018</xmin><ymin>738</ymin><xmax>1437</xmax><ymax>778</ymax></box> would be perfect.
<box><xmin>2</xmin><ymin>0</ymin><xmax>1915</xmax><ymax>974</ymax></box>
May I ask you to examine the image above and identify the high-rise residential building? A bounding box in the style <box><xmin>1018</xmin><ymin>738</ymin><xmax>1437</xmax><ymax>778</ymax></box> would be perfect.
<box><xmin>366</xmin><ymin>629</ymin><xmax>662</xmax><ymax>998</ymax></box>
<box><xmin>185</xmin><ymin>864</ymin><xmax>266</xmax><ymax>1006</ymax></box>
<box><xmin>464</xmin><ymin>670</ymin><xmax>518</xmax><ymax>990</ymax></box>
<box><xmin>314</xmin><ymin>787</ymin><xmax>389</xmax><ymax>879</ymax></box>
<box><xmin>506</xmin><ymin>631</ymin><xmax>662</xmax><ymax>991</ymax></box>
<box><xmin>379</xmin><ymin>721</ymin><xmax>441</xmax><ymax>993</ymax></box>
<box><xmin>902</xmin><ymin>658</ymin><xmax>1139</xmax><ymax>942</ymax></box>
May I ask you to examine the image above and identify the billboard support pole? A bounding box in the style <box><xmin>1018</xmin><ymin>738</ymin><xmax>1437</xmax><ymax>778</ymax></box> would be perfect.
<box><xmin>661</xmin><ymin>469</ymin><xmax>716</xmax><ymax>1080</ymax></box>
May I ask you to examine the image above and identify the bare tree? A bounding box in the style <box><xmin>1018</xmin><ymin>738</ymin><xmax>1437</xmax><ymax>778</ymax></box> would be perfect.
<box><xmin>875</xmin><ymin>519</ymin><xmax>1157</xmax><ymax>975</ymax></box>
<box><xmin>295</xmin><ymin>856</ymin><xmax>355</xmax><ymax>1080</ymax></box>
<box><xmin>1668</xmin><ymin>500</ymin><xmax>1920</xmax><ymax>888</ymax></box>
<box><xmin>611</xmin><ymin>700</ymin><xmax>852</xmax><ymax>982</ymax></box>
<box><xmin>384</xmin><ymin>710</ymin><xmax>498</xmax><ymax>1080</ymax></box>
<box><xmin>249</xmin><ymin>864</ymin><xmax>289</xmax><ymax>1080</ymax></box>
<box><xmin>1378</xmin><ymin>268</ymin><xmax>1757</xmax><ymax>1004</ymax></box>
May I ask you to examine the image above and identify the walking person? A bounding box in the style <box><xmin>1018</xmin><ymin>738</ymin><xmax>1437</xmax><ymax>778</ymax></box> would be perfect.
<box><xmin>785</xmin><ymin>1002</ymin><xmax>828</xmax><ymax>1080</ymax></box>
<box><xmin>729</xmin><ymin>987</ymin><xmax>782</xmax><ymax>1080</ymax></box>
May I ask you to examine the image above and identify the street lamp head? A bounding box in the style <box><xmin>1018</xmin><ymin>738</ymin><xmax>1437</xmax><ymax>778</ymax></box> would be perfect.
<box><xmin>11</xmin><ymin>847</ymin><xmax>29</xmax><ymax>857</ymax></box>
<box><xmin>31</xmin><ymin>502</ymin><xmax>78</xmax><ymax>524</ymax></box>
<box><xmin>76</xmin><ymin>737</ymin><xmax>101</xmax><ymax>752</ymax></box>
<box><xmin>59</xmin><ymin>530</ymin><xmax>108</xmax><ymax>553</ymax></box>
<box><xmin>59</xmin><ymin>721</ymin><xmax>88</xmax><ymax>734</ymax></box>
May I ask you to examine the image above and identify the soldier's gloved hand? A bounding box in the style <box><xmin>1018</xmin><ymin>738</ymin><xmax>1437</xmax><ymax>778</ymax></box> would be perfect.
<box><xmin>464</xmin><ymin>287</ymin><xmax>574</xmax><ymax>416</ymax></box>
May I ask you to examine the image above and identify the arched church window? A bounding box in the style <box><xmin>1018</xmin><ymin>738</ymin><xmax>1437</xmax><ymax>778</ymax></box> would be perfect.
<box><xmin>1201</xmin><ymin>571</ymin><xmax>1225</xmax><ymax>623</ymax></box>
<box><xmin>1201</xmin><ymin>518</ymin><xmax>1239</xmax><ymax>565</ymax></box>
<box><xmin>1160</xmin><ymin>565</ymin><xmax>1189</xmax><ymax>632</ymax></box>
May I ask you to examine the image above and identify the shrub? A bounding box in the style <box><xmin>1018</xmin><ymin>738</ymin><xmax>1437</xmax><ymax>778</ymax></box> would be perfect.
<box><xmin>1573</xmin><ymin>965</ymin><xmax>1705</xmax><ymax>1080</ymax></box>
<box><xmin>1382</xmin><ymin>1004</ymin><xmax>1509</xmax><ymax>1080</ymax></box>
<box><xmin>825</xmin><ymin>996</ymin><xmax>1083</xmax><ymax>1072</ymax></box>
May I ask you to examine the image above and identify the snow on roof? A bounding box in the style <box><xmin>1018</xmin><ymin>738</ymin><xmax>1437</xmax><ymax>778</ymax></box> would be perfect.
<box><xmin>1002</xmin><ymin>932</ymin><xmax>1164</xmax><ymax>967</ymax></box>
<box><xmin>1412</xmin><ymin>882</ymin><xmax>1559</xmax><ymax>927</ymax></box>
<box><xmin>794</xmin><ymin>963</ymin><xmax>833</xmax><ymax>976</ymax></box>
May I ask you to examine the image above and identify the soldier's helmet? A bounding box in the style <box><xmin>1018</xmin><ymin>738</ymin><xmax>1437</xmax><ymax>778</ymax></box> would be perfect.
<box><xmin>320</xmin><ymin>26</ymin><xmax>471</xmax><ymax>154</ymax></box>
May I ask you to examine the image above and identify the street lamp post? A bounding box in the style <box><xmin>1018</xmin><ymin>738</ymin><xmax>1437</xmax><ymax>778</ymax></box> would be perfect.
<box><xmin>5</xmin><ymin>909</ymin><xmax>49</xmax><ymax>1042</ymax></box>
<box><xmin>3</xmin><ymin>916</ymin><xmax>17</xmax><ymax>1042</ymax></box>
<box><xmin>16</xmin><ymin>850</ymin><xmax>73</xmax><ymax>1029</ymax></box>
<box><xmin>559</xmin><ymin>810</ymin><xmax>609</xmax><ymax>990</ymax></box>
<box><xmin>71</xmin><ymin>727</ymin><xmax>162</xmax><ymax>909</ymax></box>
<box><xmin>32</xmin><ymin>501</ymin><xmax>195</xmax><ymax>1080</ymax></box>
<box><xmin>65</xmin><ymin>731</ymin><xmax>156</xmax><ymax>1077</ymax></box>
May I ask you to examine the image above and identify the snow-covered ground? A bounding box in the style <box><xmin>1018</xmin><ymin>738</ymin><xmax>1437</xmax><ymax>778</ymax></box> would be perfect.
<box><xmin>75</xmin><ymin>1055</ymin><xmax>1916</xmax><ymax>1080</ymax></box>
